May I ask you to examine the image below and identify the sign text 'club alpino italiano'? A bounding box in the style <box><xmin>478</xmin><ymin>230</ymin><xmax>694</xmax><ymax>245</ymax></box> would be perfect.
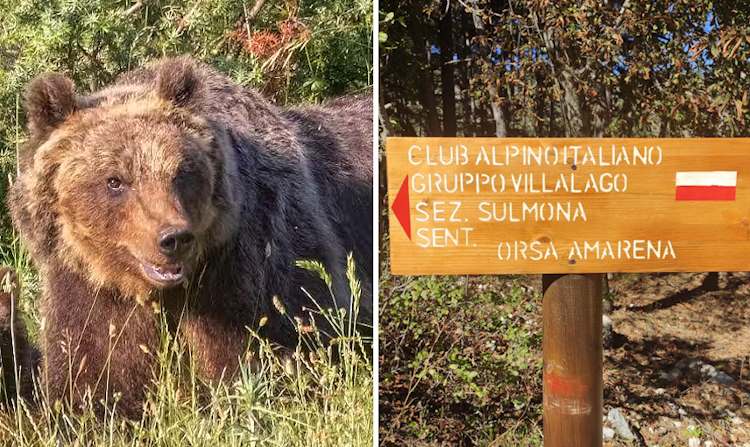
<box><xmin>387</xmin><ymin>138</ymin><xmax>750</xmax><ymax>274</ymax></box>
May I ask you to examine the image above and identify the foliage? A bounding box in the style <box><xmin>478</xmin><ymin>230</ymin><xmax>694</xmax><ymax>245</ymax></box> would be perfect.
<box><xmin>379</xmin><ymin>254</ymin><xmax>543</xmax><ymax>445</ymax></box>
<box><xmin>0</xmin><ymin>0</ymin><xmax>372</xmax><ymax>255</ymax></box>
<box><xmin>0</xmin><ymin>253</ymin><xmax>372</xmax><ymax>446</ymax></box>
<box><xmin>379</xmin><ymin>1</ymin><xmax>750</xmax><ymax>444</ymax></box>
<box><xmin>380</xmin><ymin>0</ymin><xmax>750</xmax><ymax>138</ymax></box>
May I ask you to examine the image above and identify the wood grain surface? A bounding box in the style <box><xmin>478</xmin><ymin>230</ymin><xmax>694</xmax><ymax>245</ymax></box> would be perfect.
<box><xmin>386</xmin><ymin>137</ymin><xmax>750</xmax><ymax>274</ymax></box>
<box><xmin>542</xmin><ymin>274</ymin><xmax>603</xmax><ymax>446</ymax></box>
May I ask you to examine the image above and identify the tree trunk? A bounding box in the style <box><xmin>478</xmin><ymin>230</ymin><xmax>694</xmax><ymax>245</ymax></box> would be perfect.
<box><xmin>404</xmin><ymin>9</ymin><xmax>441</xmax><ymax>136</ymax></box>
<box><xmin>465</xmin><ymin>0</ymin><xmax>508</xmax><ymax>137</ymax></box>
<box><xmin>460</xmin><ymin>4</ymin><xmax>477</xmax><ymax>136</ymax></box>
<box><xmin>489</xmin><ymin>86</ymin><xmax>509</xmax><ymax>137</ymax></box>
<box><xmin>532</xmin><ymin>10</ymin><xmax>591</xmax><ymax>137</ymax></box>
<box><xmin>439</xmin><ymin>2</ymin><xmax>457</xmax><ymax>136</ymax></box>
<box><xmin>558</xmin><ymin>66</ymin><xmax>590</xmax><ymax>137</ymax></box>
<box><xmin>415</xmin><ymin>43</ymin><xmax>441</xmax><ymax>136</ymax></box>
<box><xmin>703</xmin><ymin>272</ymin><xmax>720</xmax><ymax>291</ymax></box>
<box><xmin>459</xmin><ymin>60</ymin><xmax>473</xmax><ymax>136</ymax></box>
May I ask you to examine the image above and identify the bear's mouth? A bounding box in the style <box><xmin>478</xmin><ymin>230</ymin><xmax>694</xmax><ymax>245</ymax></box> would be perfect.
<box><xmin>140</xmin><ymin>262</ymin><xmax>185</xmax><ymax>287</ymax></box>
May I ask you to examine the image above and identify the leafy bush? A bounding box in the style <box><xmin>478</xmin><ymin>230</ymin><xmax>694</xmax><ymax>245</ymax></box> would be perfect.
<box><xmin>379</xmin><ymin>260</ymin><xmax>543</xmax><ymax>445</ymax></box>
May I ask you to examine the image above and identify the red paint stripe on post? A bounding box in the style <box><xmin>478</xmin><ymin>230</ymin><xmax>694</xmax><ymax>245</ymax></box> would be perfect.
<box><xmin>675</xmin><ymin>185</ymin><xmax>736</xmax><ymax>201</ymax></box>
<box><xmin>545</xmin><ymin>371</ymin><xmax>588</xmax><ymax>398</ymax></box>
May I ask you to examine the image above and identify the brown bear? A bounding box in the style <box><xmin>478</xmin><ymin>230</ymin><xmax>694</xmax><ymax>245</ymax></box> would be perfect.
<box><xmin>8</xmin><ymin>56</ymin><xmax>372</xmax><ymax>417</ymax></box>
<box><xmin>0</xmin><ymin>267</ymin><xmax>39</xmax><ymax>403</ymax></box>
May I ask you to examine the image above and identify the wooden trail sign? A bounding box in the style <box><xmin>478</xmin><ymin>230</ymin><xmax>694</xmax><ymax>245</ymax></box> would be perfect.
<box><xmin>387</xmin><ymin>137</ymin><xmax>750</xmax><ymax>275</ymax></box>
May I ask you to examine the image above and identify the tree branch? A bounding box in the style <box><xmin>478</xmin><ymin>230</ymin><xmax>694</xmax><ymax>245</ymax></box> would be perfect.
<box><xmin>247</xmin><ymin>0</ymin><xmax>267</xmax><ymax>22</ymax></box>
<box><xmin>123</xmin><ymin>1</ymin><xmax>144</xmax><ymax>16</ymax></box>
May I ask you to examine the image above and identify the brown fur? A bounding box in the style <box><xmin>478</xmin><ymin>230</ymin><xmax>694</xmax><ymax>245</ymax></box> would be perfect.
<box><xmin>8</xmin><ymin>57</ymin><xmax>372</xmax><ymax>417</ymax></box>
<box><xmin>0</xmin><ymin>267</ymin><xmax>38</xmax><ymax>402</ymax></box>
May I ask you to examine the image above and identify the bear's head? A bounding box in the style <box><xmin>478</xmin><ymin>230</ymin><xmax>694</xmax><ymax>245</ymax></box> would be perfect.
<box><xmin>12</xmin><ymin>58</ymin><xmax>240</xmax><ymax>299</ymax></box>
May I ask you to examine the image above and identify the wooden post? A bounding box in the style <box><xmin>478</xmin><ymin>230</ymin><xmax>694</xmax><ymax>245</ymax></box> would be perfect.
<box><xmin>542</xmin><ymin>274</ymin><xmax>603</xmax><ymax>447</ymax></box>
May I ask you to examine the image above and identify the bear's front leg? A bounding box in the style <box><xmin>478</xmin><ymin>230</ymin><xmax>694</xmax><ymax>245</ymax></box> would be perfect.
<box><xmin>41</xmin><ymin>267</ymin><xmax>160</xmax><ymax>418</ymax></box>
<box><xmin>178</xmin><ymin>312</ymin><xmax>249</xmax><ymax>382</ymax></box>
<box><xmin>0</xmin><ymin>266</ymin><xmax>40</xmax><ymax>401</ymax></box>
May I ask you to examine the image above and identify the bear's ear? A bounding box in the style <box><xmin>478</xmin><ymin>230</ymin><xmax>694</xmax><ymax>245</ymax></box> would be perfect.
<box><xmin>156</xmin><ymin>58</ymin><xmax>202</xmax><ymax>107</ymax></box>
<box><xmin>24</xmin><ymin>73</ymin><xmax>77</xmax><ymax>136</ymax></box>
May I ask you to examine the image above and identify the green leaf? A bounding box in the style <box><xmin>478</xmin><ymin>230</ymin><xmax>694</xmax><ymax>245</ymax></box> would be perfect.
<box><xmin>710</xmin><ymin>44</ymin><xmax>720</xmax><ymax>58</ymax></box>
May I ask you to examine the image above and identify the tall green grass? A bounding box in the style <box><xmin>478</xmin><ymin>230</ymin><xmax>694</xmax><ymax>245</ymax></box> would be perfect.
<box><xmin>0</xmin><ymin>248</ymin><xmax>372</xmax><ymax>446</ymax></box>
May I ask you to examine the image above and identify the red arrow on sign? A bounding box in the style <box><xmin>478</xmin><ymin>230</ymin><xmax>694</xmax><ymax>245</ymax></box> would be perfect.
<box><xmin>391</xmin><ymin>176</ymin><xmax>411</xmax><ymax>240</ymax></box>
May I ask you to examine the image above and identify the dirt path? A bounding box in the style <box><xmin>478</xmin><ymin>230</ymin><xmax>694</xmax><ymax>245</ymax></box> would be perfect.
<box><xmin>605</xmin><ymin>272</ymin><xmax>750</xmax><ymax>445</ymax></box>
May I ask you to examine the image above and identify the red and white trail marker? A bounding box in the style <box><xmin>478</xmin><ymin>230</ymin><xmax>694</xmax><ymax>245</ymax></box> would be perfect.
<box><xmin>675</xmin><ymin>171</ymin><xmax>737</xmax><ymax>201</ymax></box>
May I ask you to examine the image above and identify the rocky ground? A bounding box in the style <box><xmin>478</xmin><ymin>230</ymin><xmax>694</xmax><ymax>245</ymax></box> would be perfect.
<box><xmin>379</xmin><ymin>270</ymin><xmax>749</xmax><ymax>446</ymax></box>
<box><xmin>602</xmin><ymin>272</ymin><xmax>750</xmax><ymax>446</ymax></box>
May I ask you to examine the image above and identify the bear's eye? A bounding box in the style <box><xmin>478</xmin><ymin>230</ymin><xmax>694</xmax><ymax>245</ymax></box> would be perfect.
<box><xmin>106</xmin><ymin>177</ymin><xmax>124</xmax><ymax>192</ymax></box>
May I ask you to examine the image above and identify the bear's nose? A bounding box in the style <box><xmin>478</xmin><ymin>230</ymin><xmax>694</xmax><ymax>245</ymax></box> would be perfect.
<box><xmin>158</xmin><ymin>227</ymin><xmax>195</xmax><ymax>257</ymax></box>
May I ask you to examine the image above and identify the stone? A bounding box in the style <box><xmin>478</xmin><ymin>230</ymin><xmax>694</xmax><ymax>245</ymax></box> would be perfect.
<box><xmin>607</xmin><ymin>408</ymin><xmax>636</xmax><ymax>441</ymax></box>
